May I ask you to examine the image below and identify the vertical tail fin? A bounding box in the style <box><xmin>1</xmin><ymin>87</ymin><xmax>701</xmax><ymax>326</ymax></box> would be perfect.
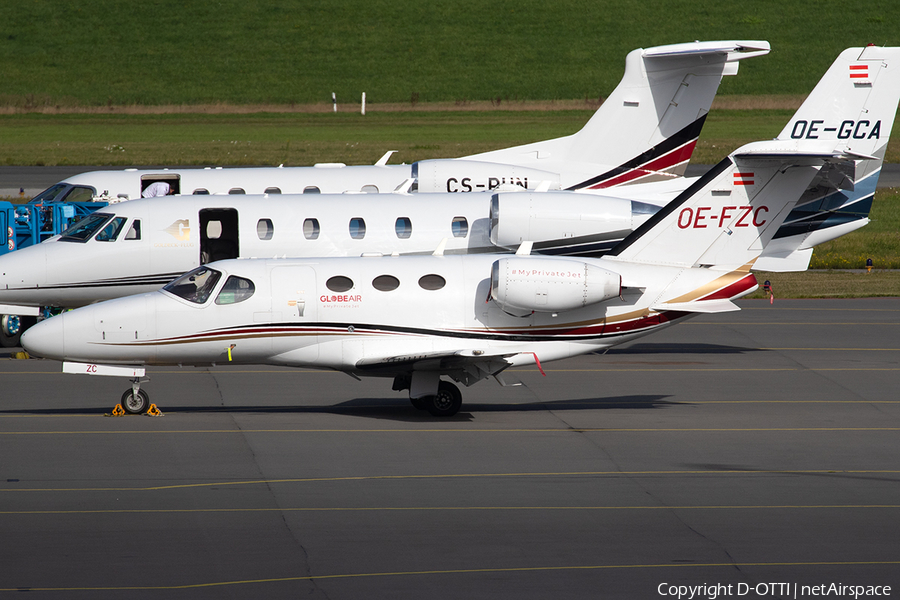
<box><xmin>463</xmin><ymin>41</ymin><xmax>769</xmax><ymax>190</ymax></box>
<box><xmin>757</xmin><ymin>46</ymin><xmax>900</xmax><ymax>271</ymax></box>
<box><xmin>776</xmin><ymin>46</ymin><xmax>900</xmax><ymax>157</ymax></box>
<box><xmin>605</xmin><ymin>152</ymin><xmax>833</xmax><ymax>270</ymax></box>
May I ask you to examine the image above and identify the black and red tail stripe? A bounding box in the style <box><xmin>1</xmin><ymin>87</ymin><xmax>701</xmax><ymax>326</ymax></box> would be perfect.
<box><xmin>567</xmin><ymin>115</ymin><xmax>707</xmax><ymax>190</ymax></box>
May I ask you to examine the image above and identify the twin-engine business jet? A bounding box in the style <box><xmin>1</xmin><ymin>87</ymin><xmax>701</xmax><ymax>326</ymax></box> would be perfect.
<box><xmin>22</xmin><ymin>46</ymin><xmax>900</xmax><ymax>416</ymax></box>
<box><xmin>37</xmin><ymin>41</ymin><xmax>768</xmax><ymax>201</ymax></box>
<box><xmin>1</xmin><ymin>45</ymin><xmax>896</xmax><ymax>325</ymax></box>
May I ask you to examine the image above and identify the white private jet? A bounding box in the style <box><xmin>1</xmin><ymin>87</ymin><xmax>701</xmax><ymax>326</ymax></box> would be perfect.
<box><xmin>32</xmin><ymin>40</ymin><xmax>768</xmax><ymax>203</ymax></box>
<box><xmin>22</xmin><ymin>46</ymin><xmax>900</xmax><ymax>416</ymax></box>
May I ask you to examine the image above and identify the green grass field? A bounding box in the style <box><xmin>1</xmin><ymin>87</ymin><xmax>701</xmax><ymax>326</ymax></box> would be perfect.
<box><xmin>4</xmin><ymin>1</ymin><xmax>900</xmax><ymax>107</ymax></box>
<box><xmin>4</xmin><ymin>109</ymin><xmax>899</xmax><ymax>167</ymax></box>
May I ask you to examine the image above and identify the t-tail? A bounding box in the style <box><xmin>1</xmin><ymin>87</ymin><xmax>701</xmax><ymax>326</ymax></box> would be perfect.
<box><xmin>605</xmin><ymin>149</ymin><xmax>838</xmax><ymax>274</ymax></box>
<box><xmin>756</xmin><ymin>46</ymin><xmax>900</xmax><ymax>271</ymax></box>
<box><xmin>461</xmin><ymin>41</ymin><xmax>769</xmax><ymax>191</ymax></box>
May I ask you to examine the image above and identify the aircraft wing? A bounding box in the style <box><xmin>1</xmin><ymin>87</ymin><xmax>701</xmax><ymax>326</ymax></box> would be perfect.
<box><xmin>355</xmin><ymin>349</ymin><xmax>519</xmax><ymax>387</ymax></box>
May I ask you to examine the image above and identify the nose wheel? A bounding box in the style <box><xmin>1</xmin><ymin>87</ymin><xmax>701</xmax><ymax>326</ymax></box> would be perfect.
<box><xmin>120</xmin><ymin>379</ymin><xmax>150</xmax><ymax>414</ymax></box>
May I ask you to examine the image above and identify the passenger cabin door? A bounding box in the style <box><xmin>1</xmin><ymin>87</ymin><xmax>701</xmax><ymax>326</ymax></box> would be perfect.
<box><xmin>200</xmin><ymin>208</ymin><xmax>239</xmax><ymax>264</ymax></box>
<box><xmin>268</xmin><ymin>265</ymin><xmax>318</xmax><ymax>360</ymax></box>
<box><xmin>140</xmin><ymin>174</ymin><xmax>181</xmax><ymax>197</ymax></box>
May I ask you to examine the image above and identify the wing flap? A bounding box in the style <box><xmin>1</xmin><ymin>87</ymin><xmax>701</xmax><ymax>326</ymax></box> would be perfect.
<box><xmin>356</xmin><ymin>349</ymin><xmax>519</xmax><ymax>387</ymax></box>
<box><xmin>651</xmin><ymin>300</ymin><xmax>741</xmax><ymax>314</ymax></box>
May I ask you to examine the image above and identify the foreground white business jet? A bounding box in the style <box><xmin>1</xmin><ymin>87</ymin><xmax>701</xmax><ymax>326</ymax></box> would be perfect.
<box><xmin>25</xmin><ymin>48</ymin><xmax>893</xmax><ymax>415</ymax></box>
<box><xmin>35</xmin><ymin>40</ymin><xmax>767</xmax><ymax>202</ymax></box>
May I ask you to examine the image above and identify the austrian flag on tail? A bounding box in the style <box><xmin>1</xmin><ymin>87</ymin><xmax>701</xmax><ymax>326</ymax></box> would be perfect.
<box><xmin>733</xmin><ymin>171</ymin><xmax>754</xmax><ymax>186</ymax></box>
<box><xmin>850</xmin><ymin>64</ymin><xmax>869</xmax><ymax>80</ymax></box>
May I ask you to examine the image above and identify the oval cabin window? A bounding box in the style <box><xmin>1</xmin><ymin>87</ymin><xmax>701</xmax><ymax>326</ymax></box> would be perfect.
<box><xmin>451</xmin><ymin>217</ymin><xmax>468</xmax><ymax>238</ymax></box>
<box><xmin>349</xmin><ymin>218</ymin><xmax>366</xmax><ymax>240</ymax></box>
<box><xmin>257</xmin><ymin>219</ymin><xmax>274</xmax><ymax>240</ymax></box>
<box><xmin>395</xmin><ymin>217</ymin><xmax>412</xmax><ymax>239</ymax></box>
<box><xmin>418</xmin><ymin>274</ymin><xmax>446</xmax><ymax>291</ymax></box>
<box><xmin>326</xmin><ymin>276</ymin><xmax>354</xmax><ymax>293</ymax></box>
<box><xmin>303</xmin><ymin>218</ymin><xmax>320</xmax><ymax>240</ymax></box>
<box><xmin>372</xmin><ymin>275</ymin><xmax>400</xmax><ymax>291</ymax></box>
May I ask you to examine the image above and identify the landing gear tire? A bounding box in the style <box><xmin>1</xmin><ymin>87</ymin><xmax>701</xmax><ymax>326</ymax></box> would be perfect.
<box><xmin>0</xmin><ymin>327</ymin><xmax>20</xmax><ymax>348</ymax></box>
<box><xmin>1</xmin><ymin>315</ymin><xmax>27</xmax><ymax>348</ymax></box>
<box><xmin>121</xmin><ymin>389</ymin><xmax>150</xmax><ymax>414</ymax></box>
<box><xmin>425</xmin><ymin>381</ymin><xmax>462</xmax><ymax>417</ymax></box>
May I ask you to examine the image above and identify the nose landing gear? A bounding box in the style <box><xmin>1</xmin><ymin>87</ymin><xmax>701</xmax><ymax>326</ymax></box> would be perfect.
<box><xmin>120</xmin><ymin>377</ymin><xmax>150</xmax><ymax>414</ymax></box>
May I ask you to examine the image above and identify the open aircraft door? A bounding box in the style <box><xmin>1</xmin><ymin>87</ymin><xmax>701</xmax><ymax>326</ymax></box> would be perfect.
<box><xmin>269</xmin><ymin>265</ymin><xmax>318</xmax><ymax>360</ymax></box>
<box><xmin>200</xmin><ymin>208</ymin><xmax>239</xmax><ymax>264</ymax></box>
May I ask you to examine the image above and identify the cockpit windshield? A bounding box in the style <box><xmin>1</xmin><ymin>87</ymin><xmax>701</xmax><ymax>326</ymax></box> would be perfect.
<box><xmin>59</xmin><ymin>213</ymin><xmax>114</xmax><ymax>242</ymax></box>
<box><xmin>163</xmin><ymin>267</ymin><xmax>222</xmax><ymax>304</ymax></box>
<box><xmin>28</xmin><ymin>184</ymin><xmax>67</xmax><ymax>204</ymax></box>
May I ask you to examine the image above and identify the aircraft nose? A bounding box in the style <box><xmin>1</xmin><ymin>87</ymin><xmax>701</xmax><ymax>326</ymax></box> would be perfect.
<box><xmin>21</xmin><ymin>313</ymin><xmax>66</xmax><ymax>360</ymax></box>
<box><xmin>0</xmin><ymin>244</ymin><xmax>49</xmax><ymax>304</ymax></box>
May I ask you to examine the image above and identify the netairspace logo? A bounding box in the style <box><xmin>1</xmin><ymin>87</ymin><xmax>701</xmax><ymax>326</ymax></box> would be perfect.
<box><xmin>657</xmin><ymin>582</ymin><xmax>892</xmax><ymax>599</ymax></box>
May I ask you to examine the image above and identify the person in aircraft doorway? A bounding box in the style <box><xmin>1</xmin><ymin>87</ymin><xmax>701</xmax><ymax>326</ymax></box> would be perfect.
<box><xmin>141</xmin><ymin>181</ymin><xmax>175</xmax><ymax>197</ymax></box>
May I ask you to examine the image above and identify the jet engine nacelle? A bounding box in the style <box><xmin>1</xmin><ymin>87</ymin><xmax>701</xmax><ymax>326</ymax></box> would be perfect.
<box><xmin>490</xmin><ymin>257</ymin><xmax>622</xmax><ymax>315</ymax></box>
<box><xmin>490</xmin><ymin>192</ymin><xmax>658</xmax><ymax>249</ymax></box>
<box><xmin>412</xmin><ymin>160</ymin><xmax>561</xmax><ymax>193</ymax></box>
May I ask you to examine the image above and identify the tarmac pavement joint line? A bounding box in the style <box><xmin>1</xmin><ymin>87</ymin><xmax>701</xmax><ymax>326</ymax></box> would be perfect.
<box><xmin>2</xmin><ymin>469</ymin><xmax>898</xmax><ymax>492</ymax></box>
<box><xmin>2</xmin><ymin>503</ymin><xmax>900</xmax><ymax>516</ymax></box>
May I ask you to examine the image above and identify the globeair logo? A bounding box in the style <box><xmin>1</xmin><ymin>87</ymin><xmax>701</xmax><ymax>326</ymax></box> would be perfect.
<box><xmin>165</xmin><ymin>220</ymin><xmax>191</xmax><ymax>241</ymax></box>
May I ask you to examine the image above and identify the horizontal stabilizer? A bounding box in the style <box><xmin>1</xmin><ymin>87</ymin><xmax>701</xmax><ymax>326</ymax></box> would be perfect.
<box><xmin>753</xmin><ymin>248</ymin><xmax>814</xmax><ymax>272</ymax></box>
<box><xmin>643</xmin><ymin>40</ymin><xmax>770</xmax><ymax>62</ymax></box>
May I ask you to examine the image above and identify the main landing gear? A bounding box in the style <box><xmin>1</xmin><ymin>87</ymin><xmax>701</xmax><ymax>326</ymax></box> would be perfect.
<box><xmin>406</xmin><ymin>380</ymin><xmax>463</xmax><ymax>417</ymax></box>
<box><xmin>1</xmin><ymin>315</ymin><xmax>36</xmax><ymax>349</ymax></box>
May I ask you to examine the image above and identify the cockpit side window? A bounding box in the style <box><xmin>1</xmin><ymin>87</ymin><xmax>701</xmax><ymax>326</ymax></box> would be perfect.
<box><xmin>163</xmin><ymin>267</ymin><xmax>222</xmax><ymax>304</ymax></box>
<box><xmin>215</xmin><ymin>276</ymin><xmax>256</xmax><ymax>305</ymax></box>
<box><xmin>95</xmin><ymin>217</ymin><xmax>128</xmax><ymax>242</ymax></box>
<box><xmin>125</xmin><ymin>220</ymin><xmax>141</xmax><ymax>240</ymax></box>
<box><xmin>59</xmin><ymin>213</ymin><xmax>114</xmax><ymax>242</ymax></box>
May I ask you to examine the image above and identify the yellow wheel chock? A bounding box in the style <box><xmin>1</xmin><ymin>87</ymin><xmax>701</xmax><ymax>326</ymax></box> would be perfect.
<box><xmin>145</xmin><ymin>404</ymin><xmax>164</xmax><ymax>417</ymax></box>
<box><xmin>106</xmin><ymin>404</ymin><xmax>126</xmax><ymax>417</ymax></box>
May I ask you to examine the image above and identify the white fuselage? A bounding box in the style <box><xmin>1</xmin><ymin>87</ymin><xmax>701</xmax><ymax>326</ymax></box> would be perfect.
<box><xmin>21</xmin><ymin>254</ymin><xmax>758</xmax><ymax>378</ymax></box>
<box><xmin>0</xmin><ymin>191</ymin><xmax>652</xmax><ymax>310</ymax></box>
